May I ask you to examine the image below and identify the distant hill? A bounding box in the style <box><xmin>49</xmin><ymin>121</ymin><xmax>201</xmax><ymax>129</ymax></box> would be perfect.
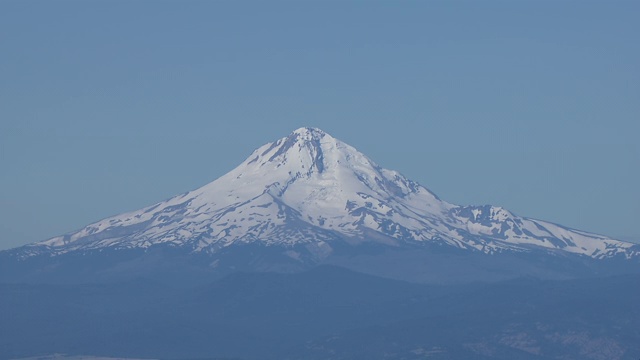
<box><xmin>1</xmin><ymin>267</ymin><xmax>638</xmax><ymax>360</ymax></box>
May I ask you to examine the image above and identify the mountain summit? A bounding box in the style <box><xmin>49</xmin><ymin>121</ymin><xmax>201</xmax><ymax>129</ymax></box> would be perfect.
<box><xmin>14</xmin><ymin>127</ymin><xmax>637</xmax><ymax>265</ymax></box>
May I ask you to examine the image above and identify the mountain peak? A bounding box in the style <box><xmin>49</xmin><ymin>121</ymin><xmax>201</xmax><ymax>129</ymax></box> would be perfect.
<box><xmin>239</xmin><ymin>127</ymin><xmax>337</xmax><ymax>174</ymax></box>
<box><xmin>291</xmin><ymin>127</ymin><xmax>328</xmax><ymax>139</ymax></box>
<box><xmin>13</xmin><ymin>128</ymin><xmax>639</xmax><ymax>261</ymax></box>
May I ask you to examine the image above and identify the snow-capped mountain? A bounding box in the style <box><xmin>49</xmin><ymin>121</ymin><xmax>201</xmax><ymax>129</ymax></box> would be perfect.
<box><xmin>13</xmin><ymin>127</ymin><xmax>638</xmax><ymax>262</ymax></box>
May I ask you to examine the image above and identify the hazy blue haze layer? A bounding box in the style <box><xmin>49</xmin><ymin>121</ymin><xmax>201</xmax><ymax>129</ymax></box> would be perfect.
<box><xmin>2</xmin><ymin>267</ymin><xmax>639</xmax><ymax>359</ymax></box>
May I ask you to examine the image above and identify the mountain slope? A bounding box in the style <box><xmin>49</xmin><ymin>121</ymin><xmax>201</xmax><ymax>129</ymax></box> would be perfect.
<box><xmin>8</xmin><ymin>127</ymin><xmax>639</xmax><ymax>263</ymax></box>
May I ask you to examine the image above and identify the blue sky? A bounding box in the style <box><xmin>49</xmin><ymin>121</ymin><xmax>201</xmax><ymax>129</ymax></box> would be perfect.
<box><xmin>1</xmin><ymin>1</ymin><xmax>639</xmax><ymax>249</ymax></box>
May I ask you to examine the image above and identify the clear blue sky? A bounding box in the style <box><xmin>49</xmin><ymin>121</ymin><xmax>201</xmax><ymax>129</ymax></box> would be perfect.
<box><xmin>1</xmin><ymin>1</ymin><xmax>639</xmax><ymax>250</ymax></box>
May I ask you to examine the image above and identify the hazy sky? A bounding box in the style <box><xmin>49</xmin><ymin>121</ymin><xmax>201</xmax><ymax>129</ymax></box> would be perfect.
<box><xmin>1</xmin><ymin>1</ymin><xmax>639</xmax><ymax>250</ymax></box>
